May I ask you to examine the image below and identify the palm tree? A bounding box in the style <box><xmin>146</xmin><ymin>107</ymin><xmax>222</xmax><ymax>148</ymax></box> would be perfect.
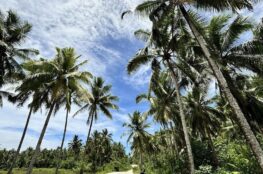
<box><xmin>184</xmin><ymin>84</ymin><xmax>226</xmax><ymax>167</ymax></box>
<box><xmin>68</xmin><ymin>135</ymin><xmax>83</xmax><ymax>159</ymax></box>
<box><xmin>123</xmin><ymin>111</ymin><xmax>151</xmax><ymax>172</ymax></box>
<box><xmin>24</xmin><ymin>47</ymin><xmax>92</xmax><ymax>174</ymax></box>
<box><xmin>100</xmin><ymin>129</ymin><xmax>112</xmax><ymax>164</ymax></box>
<box><xmin>73</xmin><ymin>77</ymin><xmax>119</xmax><ymax>145</ymax></box>
<box><xmin>0</xmin><ymin>10</ymin><xmax>38</xmax><ymax>87</ymax></box>
<box><xmin>126</xmin><ymin>13</ymin><xmax>196</xmax><ymax>171</ymax></box>
<box><xmin>124</xmin><ymin>0</ymin><xmax>263</xmax><ymax>170</ymax></box>
<box><xmin>179</xmin><ymin>4</ymin><xmax>263</xmax><ymax>170</ymax></box>
<box><xmin>201</xmin><ymin>15</ymin><xmax>263</xmax><ymax>132</ymax></box>
<box><xmin>7</xmin><ymin>85</ymin><xmax>50</xmax><ymax>174</ymax></box>
<box><xmin>55</xmin><ymin>71</ymin><xmax>92</xmax><ymax>174</ymax></box>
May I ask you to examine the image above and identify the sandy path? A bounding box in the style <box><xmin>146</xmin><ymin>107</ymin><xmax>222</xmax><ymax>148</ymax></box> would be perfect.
<box><xmin>107</xmin><ymin>169</ymin><xmax>133</xmax><ymax>174</ymax></box>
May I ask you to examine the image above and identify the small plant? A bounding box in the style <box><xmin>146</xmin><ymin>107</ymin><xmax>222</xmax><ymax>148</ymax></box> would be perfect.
<box><xmin>195</xmin><ymin>165</ymin><xmax>213</xmax><ymax>174</ymax></box>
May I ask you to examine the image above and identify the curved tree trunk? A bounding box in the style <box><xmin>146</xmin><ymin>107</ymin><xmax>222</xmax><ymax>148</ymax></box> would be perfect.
<box><xmin>26</xmin><ymin>102</ymin><xmax>55</xmax><ymax>174</ymax></box>
<box><xmin>179</xmin><ymin>5</ymin><xmax>263</xmax><ymax>171</ymax></box>
<box><xmin>8</xmin><ymin>106</ymin><xmax>33</xmax><ymax>174</ymax></box>
<box><xmin>55</xmin><ymin>109</ymin><xmax>69</xmax><ymax>174</ymax></box>
<box><xmin>166</xmin><ymin>59</ymin><xmax>195</xmax><ymax>174</ymax></box>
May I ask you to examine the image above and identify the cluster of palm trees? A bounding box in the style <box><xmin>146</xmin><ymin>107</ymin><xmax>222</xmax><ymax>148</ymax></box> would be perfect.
<box><xmin>85</xmin><ymin>129</ymin><xmax>119</xmax><ymax>170</ymax></box>
<box><xmin>68</xmin><ymin>130</ymin><xmax>126</xmax><ymax>173</ymax></box>
<box><xmin>123</xmin><ymin>0</ymin><xmax>263</xmax><ymax>173</ymax></box>
<box><xmin>0</xmin><ymin>10</ymin><xmax>119</xmax><ymax>174</ymax></box>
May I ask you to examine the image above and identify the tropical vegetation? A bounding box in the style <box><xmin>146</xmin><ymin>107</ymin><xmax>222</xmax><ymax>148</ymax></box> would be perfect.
<box><xmin>2</xmin><ymin>0</ymin><xmax>263</xmax><ymax>173</ymax></box>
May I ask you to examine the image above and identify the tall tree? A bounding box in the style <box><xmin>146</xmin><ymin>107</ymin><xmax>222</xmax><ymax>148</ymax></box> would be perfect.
<box><xmin>185</xmin><ymin>84</ymin><xmax>226</xmax><ymax>167</ymax></box>
<box><xmin>125</xmin><ymin>0</ymin><xmax>263</xmax><ymax>170</ymax></box>
<box><xmin>25</xmin><ymin>47</ymin><xmax>92</xmax><ymax>174</ymax></box>
<box><xmin>73</xmin><ymin>77</ymin><xmax>119</xmax><ymax>146</ymax></box>
<box><xmin>7</xmin><ymin>85</ymin><xmax>50</xmax><ymax>174</ymax></box>
<box><xmin>68</xmin><ymin>135</ymin><xmax>83</xmax><ymax>159</ymax></box>
<box><xmin>123</xmin><ymin>111</ymin><xmax>151</xmax><ymax>172</ymax></box>
<box><xmin>0</xmin><ymin>10</ymin><xmax>38</xmax><ymax>87</ymax></box>
<box><xmin>126</xmin><ymin>13</ymin><xmax>196</xmax><ymax>172</ymax></box>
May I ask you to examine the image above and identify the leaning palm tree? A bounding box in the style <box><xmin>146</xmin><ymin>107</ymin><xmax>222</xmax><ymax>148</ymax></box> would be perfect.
<box><xmin>202</xmin><ymin>15</ymin><xmax>263</xmax><ymax>132</ymax></box>
<box><xmin>24</xmin><ymin>47</ymin><xmax>92</xmax><ymax>174</ymax></box>
<box><xmin>7</xmin><ymin>85</ymin><xmax>50</xmax><ymax>174</ymax></box>
<box><xmin>123</xmin><ymin>111</ymin><xmax>151</xmax><ymax>172</ymax></box>
<box><xmin>73</xmin><ymin>77</ymin><xmax>119</xmax><ymax>145</ymax></box>
<box><xmin>124</xmin><ymin>0</ymin><xmax>263</xmax><ymax>171</ymax></box>
<box><xmin>0</xmin><ymin>10</ymin><xmax>38</xmax><ymax>87</ymax></box>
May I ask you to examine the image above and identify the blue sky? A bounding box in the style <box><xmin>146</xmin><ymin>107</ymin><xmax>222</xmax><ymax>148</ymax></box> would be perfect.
<box><xmin>0</xmin><ymin>0</ymin><xmax>263</xmax><ymax>153</ymax></box>
<box><xmin>0</xmin><ymin>0</ymin><xmax>153</xmax><ymax>152</ymax></box>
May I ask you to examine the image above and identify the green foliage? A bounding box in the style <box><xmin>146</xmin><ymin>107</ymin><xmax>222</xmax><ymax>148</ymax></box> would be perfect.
<box><xmin>195</xmin><ymin>165</ymin><xmax>213</xmax><ymax>174</ymax></box>
<box><xmin>0</xmin><ymin>131</ymin><xmax>128</xmax><ymax>173</ymax></box>
<box><xmin>96</xmin><ymin>160</ymin><xmax>130</xmax><ymax>174</ymax></box>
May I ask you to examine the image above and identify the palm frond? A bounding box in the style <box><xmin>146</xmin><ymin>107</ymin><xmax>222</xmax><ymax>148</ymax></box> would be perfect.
<box><xmin>127</xmin><ymin>54</ymin><xmax>154</xmax><ymax>74</ymax></box>
<box><xmin>222</xmin><ymin>16</ymin><xmax>252</xmax><ymax>51</ymax></box>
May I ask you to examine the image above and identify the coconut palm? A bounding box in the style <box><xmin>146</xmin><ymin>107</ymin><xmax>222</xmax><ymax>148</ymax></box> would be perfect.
<box><xmin>201</xmin><ymin>15</ymin><xmax>263</xmax><ymax>132</ymax></box>
<box><xmin>123</xmin><ymin>111</ymin><xmax>151</xmax><ymax>172</ymax></box>
<box><xmin>127</xmin><ymin>13</ymin><xmax>196</xmax><ymax>171</ymax></box>
<box><xmin>24</xmin><ymin>47</ymin><xmax>92</xmax><ymax>174</ymax></box>
<box><xmin>184</xmin><ymin>84</ymin><xmax>226</xmax><ymax>167</ymax></box>
<box><xmin>137</xmin><ymin>71</ymin><xmax>182</xmax><ymax>129</ymax></box>
<box><xmin>73</xmin><ymin>77</ymin><xmax>119</xmax><ymax>146</ymax></box>
<box><xmin>0</xmin><ymin>10</ymin><xmax>38</xmax><ymax>87</ymax></box>
<box><xmin>68</xmin><ymin>135</ymin><xmax>83</xmax><ymax>159</ymax></box>
<box><xmin>54</xmin><ymin>90</ymin><xmax>89</xmax><ymax>174</ymax></box>
<box><xmin>7</xmin><ymin>85</ymin><xmax>50</xmax><ymax>174</ymax></box>
<box><xmin>124</xmin><ymin>0</ymin><xmax>263</xmax><ymax>170</ymax></box>
<box><xmin>100</xmin><ymin>129</ymin><xmax>112</xmax><ymax>164</ymax></box>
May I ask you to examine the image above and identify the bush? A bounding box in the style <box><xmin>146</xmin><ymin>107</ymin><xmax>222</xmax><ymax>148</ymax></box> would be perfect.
<box><xmin>195</xmin><ymin>165</ymin><xmax>213</xmax><ymax>174</ymax></box>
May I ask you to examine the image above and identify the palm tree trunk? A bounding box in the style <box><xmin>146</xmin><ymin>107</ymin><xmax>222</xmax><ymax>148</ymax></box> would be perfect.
<box><xmin>26</xmin><ymin>102</ymin><xmax>55</xmax><ymax>174</ymax></box>
<box><xmin>179</xmin><ymin>5</ymin><xmax>263</xmax><ymax>171</ymax></box>
<box><xmin>8</xmin><ymin>106</ymin><xmax>33</xmax><ymax>174</ymax></box>
<box><xmin>166</xmin><ymin>59</ymin><xmax>195</xmax><ymax>174</ymax></box>
<box><xmin>86</xmin><ymin>114</ymin><xmax>94</xmax><ymax>146</ymax></box>
<box><xmin>0</xmin><ymin>51</ymin><xmax>6</xmax><ymax>87</ymax></box>
<box><xmin>139</xmin><ymin>151</ymin><xmax>143</xmax><ymax>172</ymax></box>
<box><xmin>207</xmin><ymin>133</ymin><xmax>219</xmax><ymax>168</ymax></box>
<box><xmin>55</xmin><ymin>109</ymin><xmax>69</xmax><ymax>174</ymax></box>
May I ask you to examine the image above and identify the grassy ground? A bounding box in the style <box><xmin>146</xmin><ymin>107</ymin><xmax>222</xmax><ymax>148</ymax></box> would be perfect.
<box><xmin>0</xmin><ymin>168</ymin><xmax>74</xmax><ymax>174</ymax></box>
<box><xmin>132</xmin><ymin>167</ymin><xmax>139</xmax><ymax>174</ymax></box>
<box><xmin>0</xmin><ymin>166</ymin><xmax>132</xmax><ymax>174</ymax></box>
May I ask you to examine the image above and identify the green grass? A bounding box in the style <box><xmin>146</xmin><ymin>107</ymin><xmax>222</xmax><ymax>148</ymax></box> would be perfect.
<box><xmin>0</xmin><ymin>164</ymin><xmax>132</xmax><ymax>174</ymax></box>
<box><xmin>96</xmin><ymin>161</ymin><xmax>131</xmax><ymax>174</ymax></box>
<box><xmin>132</xmin><ymin>167</ymin><xmax>140</xmax><ymax>174</ymax></box>
<box><xmin>0</xmin><ymin>168</ymin><xmax>74</xmax><ymax>174</ymax></box>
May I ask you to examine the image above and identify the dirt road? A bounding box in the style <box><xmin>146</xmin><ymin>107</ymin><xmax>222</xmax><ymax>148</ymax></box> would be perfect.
<box><xmin>107</xmin><ymin>169</ymin><xmax>133</xmax><ymax>174</ymax></box>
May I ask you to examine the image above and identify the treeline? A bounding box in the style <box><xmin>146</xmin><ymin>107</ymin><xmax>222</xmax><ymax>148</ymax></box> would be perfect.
<box><xmin>122</xmin><ymin>0</ymin><xmax>263</xmax><ymax>174</ymax></box>
<box><xmin>0</xmin><ymin>130</ymin><xmax>128</xmax><ymax>173</ymax></box>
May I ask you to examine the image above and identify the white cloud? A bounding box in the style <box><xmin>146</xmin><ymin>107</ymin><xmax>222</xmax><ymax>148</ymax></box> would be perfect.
<box><xmin>0</xmin><ymin>0</ymin><xmax>150</xmax><ymax>150</ymax></box>
<box><xmin>123</xmin><ymin>64</ymin><xmax>152</xmax><ymax>88</ymax></box>
<box><xmin>0</xmin><ymin>0</ymin><xmax>151</xmax><ymax>76</ymax></box>
<box><xmin>0</xmin><ymin>99</ymin><xmax>124</xmax><ymax>150</ymax></box>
